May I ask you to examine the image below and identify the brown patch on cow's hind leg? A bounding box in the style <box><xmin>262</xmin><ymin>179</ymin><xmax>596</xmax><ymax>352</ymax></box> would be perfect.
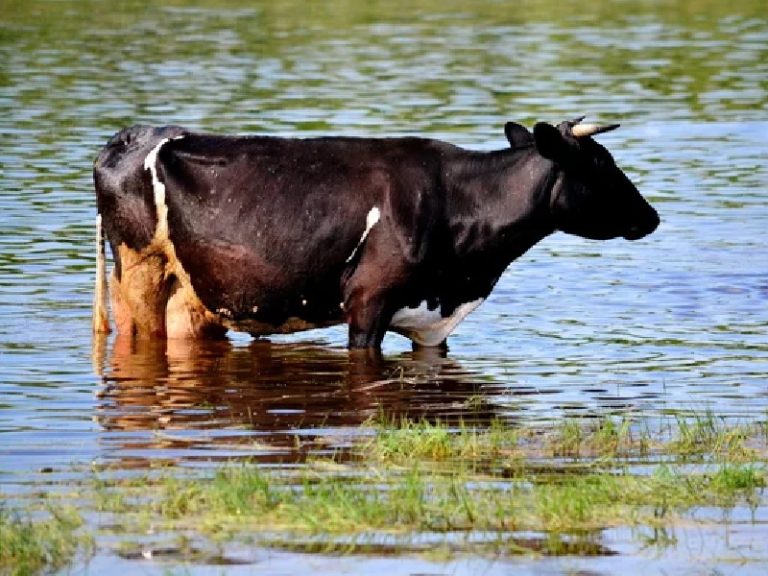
<box><xmin>113</xmin><ymin>247</ymin><xmax>172</xmax><ymax>338</ymax></box>
<box><xmin>110</xmin><ymin>270</ymin><xmax>135</xmax><ymax>337</ymax></box>
<box><xmin>165</xmin><ymin>278</ymin><xmax>226</xmax><ymax>339</ymax></box>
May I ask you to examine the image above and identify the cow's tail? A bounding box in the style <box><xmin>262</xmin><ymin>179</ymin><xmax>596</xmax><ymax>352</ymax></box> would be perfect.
<box><xmin>92</xmin><ymin>213</ymin><xmax>110</xmax><ymax>334</ymax></box>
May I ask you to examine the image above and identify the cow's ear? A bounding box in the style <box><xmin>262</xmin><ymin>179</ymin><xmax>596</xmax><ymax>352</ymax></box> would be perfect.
<box><xmin>533</xmin><ymin>122</ymin><xmax>571</xmax><ymax>162</ymax></box>
<box><xmin>504</xmin><ymin>122</ymin><xmax>531</xmax><ymax>148</ymax></box>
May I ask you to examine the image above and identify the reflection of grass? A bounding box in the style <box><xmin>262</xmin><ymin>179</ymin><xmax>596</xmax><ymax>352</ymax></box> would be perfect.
<box><xmin>3</xmin><ymin>414</ymin><xmax>767</xmax><ymax>573</ymax></box>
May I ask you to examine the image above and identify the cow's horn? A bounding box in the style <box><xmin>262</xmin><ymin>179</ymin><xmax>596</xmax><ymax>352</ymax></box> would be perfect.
<box><xmin>571</xmin><ymin>123</ymin><xmax>620</xmax><ymax>138</ymax></box>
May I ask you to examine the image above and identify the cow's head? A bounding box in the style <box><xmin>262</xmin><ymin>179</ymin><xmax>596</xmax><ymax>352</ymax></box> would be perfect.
<box><xmin>533</xmin><ymin>118</ymin><xmax>659</xmax><ymax>241</ymax></box>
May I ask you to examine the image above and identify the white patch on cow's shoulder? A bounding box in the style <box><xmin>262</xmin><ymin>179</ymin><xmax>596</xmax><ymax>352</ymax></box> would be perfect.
<box><xmin>390</xmin><ymin>298</ymin><xmax>484</xmax><ymax>347</ymax></box>
<box><xmin>346</xmin><ymin>206</ymin><xmax>381</xmax><ymax>263</ymax></box>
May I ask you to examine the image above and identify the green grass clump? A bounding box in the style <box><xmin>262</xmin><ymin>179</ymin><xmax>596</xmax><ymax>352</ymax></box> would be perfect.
<box><xmin>365</xmin><ymin>417</ymin><xmax>520</xmax><ymax>465</ymax></box>
<box><xmin>550</xmin><ymin>416</ymin><xmax>639</xmax><ymax>459</ymax></box>
<box><xmin>0</xmin><ymin>503</ymin><xmax>91</xmax><ymax>576</ymax></box>
<box><xmin>5</xmin><ymin>414</ymin><xmax>767</xmax><ymax>573</ymax></box>
<box><xmin>88</xmin><ymin>455</ymin><xmax>765</xmax><ymax>548</ymax></box>
<box><xmin>671</xmin><ymin>411</ymin><xmax>754</xmax><ymax>458</ymax></box>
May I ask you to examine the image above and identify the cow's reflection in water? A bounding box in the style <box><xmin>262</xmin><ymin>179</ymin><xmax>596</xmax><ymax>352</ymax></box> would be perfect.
<box><xmin>94</xmin><ymin>336</ymin><xmax>502</xmax><ymax>466</ymax></box>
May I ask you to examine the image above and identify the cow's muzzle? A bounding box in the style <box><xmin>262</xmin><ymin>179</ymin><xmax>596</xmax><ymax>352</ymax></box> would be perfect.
<box><xmin>623</xmin><ymin>209</ymin><xmax>660</xmax><ymax>240</ymax></box>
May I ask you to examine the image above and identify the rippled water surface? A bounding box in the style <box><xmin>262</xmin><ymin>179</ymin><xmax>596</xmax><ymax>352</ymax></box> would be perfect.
<box><xmin>1</xmin><ymin>0</ymin><xmax>767</xmax><ymax>573</ymax></box>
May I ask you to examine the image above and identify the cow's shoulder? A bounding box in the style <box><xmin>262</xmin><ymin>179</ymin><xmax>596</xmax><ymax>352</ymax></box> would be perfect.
<box><xmin>377</xmin><ymin>140</ymin><xmax>458</xmax><ymax>264</ymax></box>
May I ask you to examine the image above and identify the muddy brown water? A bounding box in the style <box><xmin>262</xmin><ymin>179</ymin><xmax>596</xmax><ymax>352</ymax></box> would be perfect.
<box><xmin>1</xmin><ymin>0</ymin><xmax>767</xmax><ymax>573</ymax></box>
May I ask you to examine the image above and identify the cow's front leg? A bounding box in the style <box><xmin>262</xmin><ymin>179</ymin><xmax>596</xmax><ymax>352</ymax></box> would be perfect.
<box><xmin>345</xmin><ymin>287</ymin><xmax>394</xmax><ymax>349</ymax></box>
<box><xmin>342</xmin><ymin>221</ymin><xmax>410</xmax><ymax>349</ymax></box>
<box><xmin>343</xmin><ymin>255</ymin><xmax>402</xmax><ymax>349</ymax></box>
<box><xmin>412</xmin><ymin>339</ymin><xmax>449</xmax><ymax>353</ymax></box>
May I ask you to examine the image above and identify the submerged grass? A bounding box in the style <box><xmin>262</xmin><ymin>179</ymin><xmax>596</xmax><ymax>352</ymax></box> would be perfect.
<box><xmin>4</xmin><ymin>413</ymin><xmax>767</xmax><ymax>573</ymax></box>
<box><xmin>85</xmin><ymin>414</ymin><xmax>767</xmax><ymax>544</ymax></box>
<box><xmin>0</xmin><ymin>504</ymin><xmax>92</xmax><ymax>576</ymax></box>
<box><xmin>206</xmin><ymin>460</ymin><xmax>759</xmax><ymax>535</ymax></box>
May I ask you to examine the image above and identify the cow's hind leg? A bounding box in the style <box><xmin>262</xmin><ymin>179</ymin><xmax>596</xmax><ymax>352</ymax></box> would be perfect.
<box><xmin>111</xmin><ymin>248</ymin><xmax>172</xmax><ymax>338</ymax></box>
<box><xmin>109</xmin><ymin>269</ymin><xmax>133</xmax><ymax>336</ymax></box>
<box><xmin>165</xmin><ymin>277</ymin><xmax>226</xmax><ymax>339</ymax></box>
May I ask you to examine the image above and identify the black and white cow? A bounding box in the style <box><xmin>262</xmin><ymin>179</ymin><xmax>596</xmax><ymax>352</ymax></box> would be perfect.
<box><xmin>92</xmin><ymin>118</ymin><xmax>659</xmax><ymax>349</ymax></box>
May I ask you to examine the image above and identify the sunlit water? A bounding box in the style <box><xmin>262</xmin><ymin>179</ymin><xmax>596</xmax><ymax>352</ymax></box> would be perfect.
<box><xmin>1</xmin><ymin>0</ymin><xmax>767</xmax><ymax>573</ymax></box>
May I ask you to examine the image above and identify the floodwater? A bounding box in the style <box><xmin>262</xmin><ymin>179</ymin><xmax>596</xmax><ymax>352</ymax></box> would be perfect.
<box><xmin>1</xmin><ymin>0</ymin><xmax>767</xmax><ymax>573</ymax></box>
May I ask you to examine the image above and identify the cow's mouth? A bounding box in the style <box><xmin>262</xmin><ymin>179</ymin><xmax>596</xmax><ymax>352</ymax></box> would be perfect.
<box><xmin>623</xmin><ymin>226</ymin><xmax>648</xmax><ymax>240</ymax></box>
<box><xmin>623</xmin><ymin>221</ymin><xmax>659</xmax><ymax>240</ymax></box>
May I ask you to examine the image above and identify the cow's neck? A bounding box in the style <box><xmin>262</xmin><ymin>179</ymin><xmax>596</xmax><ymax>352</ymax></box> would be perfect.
<box><xmin>445</xmin><ymin>147</ymin><xmax>558</xmax><ymax>266</ymax></box>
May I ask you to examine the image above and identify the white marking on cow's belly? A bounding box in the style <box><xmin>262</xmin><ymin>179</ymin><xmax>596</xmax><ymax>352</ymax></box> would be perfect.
<box><xmin>346</xmin><ymin>206</ymin><xmax>381</xmax><ymax>263</ymax></box>
<box><xmin>390</xmin><ymin>298</ymin><xmax>484</xmax><ymax>347</ymax></box>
